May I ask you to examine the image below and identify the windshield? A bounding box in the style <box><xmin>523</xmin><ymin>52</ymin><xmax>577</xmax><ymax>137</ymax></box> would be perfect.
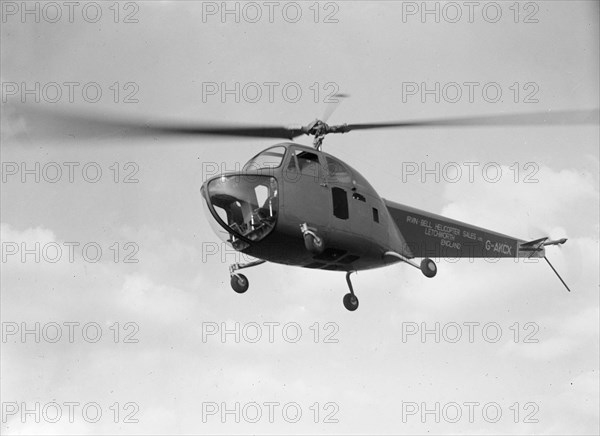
<box><xmin>206</xmin><ymin>175</ymin><xmax>279</xmax><ymax>247</ymax></box>
<box><xmin>242</xmin><ymin>146</ymin><xmax>286</xmax><ymax>172</ymax></box>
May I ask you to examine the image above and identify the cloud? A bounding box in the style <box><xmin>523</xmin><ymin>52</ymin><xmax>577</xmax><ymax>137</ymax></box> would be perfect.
<box><xmin>0</xmin><ymin>102</ymin><xmax>29</xmax><ymax>142</ymax></box>
<box><xmin>440</xmin><ymin>164</ymin><xmax>599</xmax><ymax>239</ymax></box>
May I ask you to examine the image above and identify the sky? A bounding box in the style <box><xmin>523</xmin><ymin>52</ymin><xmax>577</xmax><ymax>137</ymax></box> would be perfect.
<box><xmin>1</xmin><ymin>1</ymin><xmax>599</xmax><ymax>434</ymax></box>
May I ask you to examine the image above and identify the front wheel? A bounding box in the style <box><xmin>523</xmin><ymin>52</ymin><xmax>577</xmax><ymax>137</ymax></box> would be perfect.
<box><xmin>230</xmin><ymin>274</ymin><xmax>249</xmax><ymax>293</ymax></box>
<box><xmin>343</xmin><ymin>293</ymin><xmax>359</xmax><ymax>311</ymax></box>
<box><xmin>304</xmin><ymin>233</ymin><xmax>325</xmax><ymax>254</ymax></box>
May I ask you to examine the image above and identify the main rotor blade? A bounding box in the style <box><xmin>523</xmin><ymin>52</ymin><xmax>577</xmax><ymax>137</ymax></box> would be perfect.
<box><xmin>7</xmin><ymin>104</ymin><xmax>598</xmax><ymax>143</ymax></box>
<box><xmin>338</xmin><ymin>109</ymin><xmax>599</xmax><ymax>133</ymax></box>
<box><xmin>5</xmin><ymin>105</ymin><xmax>308</xmax><ymax>140</ymax></box>
<box><xmin>321</xmin><ymin>93</ymin><xmax>350</xmax><ymax>123</ymax></box>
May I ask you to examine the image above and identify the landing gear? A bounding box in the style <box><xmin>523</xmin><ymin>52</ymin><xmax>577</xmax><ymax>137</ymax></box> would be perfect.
<box><xmin>343</xmin><ymin>271</ymin><xmax>359</xmax><ymax>311</ymax></box>
<box><xmin>420</xmin><ymin>258</ymin><xmax>437</xmax><ymax>278</ymax></box>
<box><xmin>230</xmin><ymin>274</ymin><xmax>249</xmax><ymax>294</ymax></box>
<box><xmin>228</xmin><ymin>260</ymin><xmax>266</xmax><ymax>294</ymax></box>
<box><xmin>343</xmin><ymin>293</ymin><xmax>359</xmax><ymax>311</ymax></box>
<box><xmin>304</xmin><ymin>233</ymin><xmax>324</xmax><ymax>254</ymax></box>
<box><xmin>384</xmin><ymin>251</ymin><xmax>438</xmax><ymax>278</ymax></box>
<box><xmin>300</xmin><ymin>223</ymin><xmax>325</xmax><ymax>254</ymax></box>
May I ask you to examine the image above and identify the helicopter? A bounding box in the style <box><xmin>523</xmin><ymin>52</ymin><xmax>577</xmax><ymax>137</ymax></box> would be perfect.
<box><xmin>9</xmin><ymin>104</ymin><xmax>598</xmax><ymax>310</ymax></box>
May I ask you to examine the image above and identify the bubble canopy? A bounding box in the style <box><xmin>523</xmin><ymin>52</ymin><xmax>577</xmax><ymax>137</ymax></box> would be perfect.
<box><xmin>203</xmin><ymin>174</ymin><xmax>279</xmax><ymax>248</ymax></box>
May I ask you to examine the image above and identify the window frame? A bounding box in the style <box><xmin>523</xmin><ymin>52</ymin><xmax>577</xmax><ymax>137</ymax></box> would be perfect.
<box><xmin>325</xmin><ymin>156</ymin><xmax>352</xmax><ymax>185</ymax></box>
<box><xmin>243</xmin><ymin>145</ymin><xmax>288</xmax><ymax>172</ymax></box>
<box><xmin>286</xmin><ymin>148</ymin><xmax>325</xmax><ymax>178</ymax></box>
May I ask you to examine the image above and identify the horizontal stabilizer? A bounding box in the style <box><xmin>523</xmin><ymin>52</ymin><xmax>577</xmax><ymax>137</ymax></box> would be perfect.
<box><xmin>544</xmin><ymin>238</ymin><xmax>568</xmax><ymax>246</ymax></box>
<box><xmin>519</xmin><ymin>237</ymin><xmax>548</xmax><ymax>247</ymax></box>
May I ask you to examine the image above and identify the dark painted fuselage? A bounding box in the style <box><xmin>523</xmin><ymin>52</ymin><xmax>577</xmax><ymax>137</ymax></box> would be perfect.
<box><xmin>201</xmin><ymin>143</ymin><xmax>408</xmax><ymax>271</ymax></box>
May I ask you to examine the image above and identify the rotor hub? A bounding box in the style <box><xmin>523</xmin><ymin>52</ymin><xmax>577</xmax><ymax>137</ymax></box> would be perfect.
<box><xmin>307</xmin><ymin>119</ymin><xmax>329</xmax><ymax>136</ymax></box>
<box><xmin>304</xmin><ymin>119</ymin><xmax>349</xmax><ymax>150</ymax></box>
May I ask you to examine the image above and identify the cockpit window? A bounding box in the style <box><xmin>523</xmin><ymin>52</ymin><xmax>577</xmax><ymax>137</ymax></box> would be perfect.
<box><xmin>243</xmin><ymin>146</ymin><xmax>286</xmax><ymax>172</ymax></box>
<box><xmin>286</xmin><ymin>149</ymin><xmax>322</xmax><ymax>178</ymax></box>
<box><xmin>206</xmin><ymin>175</ymin><xmax>279</xmax><ymax>248</ymax></box>
<box><xmin>296</xmin><ymin>151</ymin><xmax>320</xmax><ymax>170</ymax></box>
<box><xmin>326</xmin><ymin>157</ymin><xmax>352</xmax><ymax>184</ymax></box>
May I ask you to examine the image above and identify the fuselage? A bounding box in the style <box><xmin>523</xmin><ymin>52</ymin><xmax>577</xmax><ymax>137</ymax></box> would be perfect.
<box><xmin>200</xmin><ymin>143</ymin><xmax>408</xmax><ymax>271</ymax></box>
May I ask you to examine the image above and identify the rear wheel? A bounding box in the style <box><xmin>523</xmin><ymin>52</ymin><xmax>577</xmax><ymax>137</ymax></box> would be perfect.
<box><xmin>420</xmin><ymin>258</ymin><xmax>437</xmax><ymax>278</ymax></box>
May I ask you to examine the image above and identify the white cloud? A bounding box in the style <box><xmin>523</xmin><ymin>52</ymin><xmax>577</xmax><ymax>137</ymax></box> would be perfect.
<box><xmin>440</xmin><ymin>164</ymin><xmax>599</xmax><ymax>238</ymax></box>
